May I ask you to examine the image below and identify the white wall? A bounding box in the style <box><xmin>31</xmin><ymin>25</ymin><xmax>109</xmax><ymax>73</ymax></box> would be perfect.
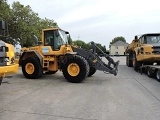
<box><xmin>110</xmin><ymin>45</ymin><xmax>126</xmax><ymax>55</ymax></box>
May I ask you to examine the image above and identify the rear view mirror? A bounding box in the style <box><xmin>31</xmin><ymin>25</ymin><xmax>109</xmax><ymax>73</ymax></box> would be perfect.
<box><xmin>135</xmin><ymin>36</ymin><xmax>138</xmax><ymax>40</ymax></box>
<box><xmin>134</xmin><ymin>36</ymin><xmax>138</xmax><ymax>42</ymax></box>
<box><xmin>65</xmin><ymin>31</ymin><xmax>69</xmax><ymax>34</ymax></box>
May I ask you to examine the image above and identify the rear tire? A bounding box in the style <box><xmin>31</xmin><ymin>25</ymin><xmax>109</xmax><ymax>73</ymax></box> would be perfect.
<box><xmin>62</xmin><ymin>55</ymin><xmax>89</xmax><ymax>83</ymax></box>
<box><xmin>88</xmin><ymin>67</ymin><xmax>96</xmax><ymax>77</ymax></box>
<box><xmin>22</xmin><ymin>57</ymin><xmax>43</xmax><ymax>79</ymax></box>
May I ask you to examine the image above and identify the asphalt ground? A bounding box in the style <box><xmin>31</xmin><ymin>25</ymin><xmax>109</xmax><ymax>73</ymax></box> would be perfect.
<box><xmin>0</xmin><ymin>56</ymin><xmax>160</xmax><ymax>120</ymax></box>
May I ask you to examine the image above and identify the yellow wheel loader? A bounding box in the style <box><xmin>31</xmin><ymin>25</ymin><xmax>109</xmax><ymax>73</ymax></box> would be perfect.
<box><xmin>19</xmin><ymin>28</ymin><xmax>119</xmax><ymax>83</ymax></box>
<box><xmin>0</xmin><ymin>20</ymin><xmax>19</xmax><ymax>85</ymax></box>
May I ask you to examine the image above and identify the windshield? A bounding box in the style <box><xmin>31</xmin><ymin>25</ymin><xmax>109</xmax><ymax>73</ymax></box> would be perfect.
<box><xmin>145</xmin><ymin>35</ymin><xmax>160</xmax><ymax>44</ymax></box>
<box><xmin>58</xmin><ymin>29</ymin><xmax>69</xmax><ymax>44</ymax></box>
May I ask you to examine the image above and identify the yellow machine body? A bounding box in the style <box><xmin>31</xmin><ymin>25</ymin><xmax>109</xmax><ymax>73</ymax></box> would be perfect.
<box><xmin>20</xmin><ymin>28</ymin><xmax>73</xmax><ymax>72</ymax></box>
<box><xmin>0</xmin><ymin>41</ymin><xmax>19</xmax><ymax>84</ymax></box>
<box><xmin>126</xmin><ymin>33</ymin><xmax>160</xmax><ymax>69</ymax></box>
<box><xmin>19</xmin><ymin>27</ymin><xmax>119</xmax><ymax>83</ymax></box>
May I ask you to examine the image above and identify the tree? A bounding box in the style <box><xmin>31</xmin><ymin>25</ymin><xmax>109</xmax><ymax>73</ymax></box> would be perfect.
<box><xmin>95</xmin><ymin>43</ymin><xmax>106</xmax><ymax>53</ymax></box>
<box><xmin>68</xmin><ymin>36</ymin><xmax>72</xmax><ymax>45</ymax></box>
<box><xmin>0</xmin><ymin>1</ymin><xmax>58</xmax><ymax>47</ymax></box>
<box><xmin>72</xmin><ymin>40</ymin><xmax>106</xmax><ymax>53</ymax></box>
<box><xmin>0</xmin><ymin>0</ymin><xmax>14</xmax><ymax>43</ymax></box>
<box><xmin>1</xmin><ymin>1</ymin><xmax>107</xmax><ymax>53</ymax></box>
<box><xmin>8</xmin><ymin>2</ymin><xmax>38</xmax><ymax>46</ymax></box>
<box><xmin>110</xmin><ymin>36</ymin><xmax>126</xmax><ymax>44</ymax></box>
<box><xmin>72</xmin><ymin>40</ymin><xmax>87</xmax><ymax>48</ymax></box>
<box><xmin>0</xmin><ymin>0</ymin><xmax>11</xmax><ymax>20</ymax></box>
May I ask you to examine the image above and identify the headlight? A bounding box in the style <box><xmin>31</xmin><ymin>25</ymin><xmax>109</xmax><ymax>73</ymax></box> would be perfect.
<box><xmin>11</xmin><ymin>57</ymin><xmax>14</xmax><ymax>64</ymax></box>
<box><xmin>4</xmin><ymin>57</ymin><xmax>9</xmax><ymax>62</ymax></box>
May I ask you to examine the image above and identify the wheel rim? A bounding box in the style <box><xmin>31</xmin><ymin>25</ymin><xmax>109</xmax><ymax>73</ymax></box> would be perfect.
<box><xmin>25</xmin><ymin>63</ymin><xmax>35</xmax><ymax>74</ymax></box>
<box><xmin>67</xmin><ymin>63</ymin><xmax>80</xmax><ymax>76</ymax></box>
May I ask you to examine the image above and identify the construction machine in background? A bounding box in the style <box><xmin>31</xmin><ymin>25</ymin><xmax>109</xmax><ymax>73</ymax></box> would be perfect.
<box><xmin>0</xmin><ymin>20</ymin><xmax>19</xmax><ymax>85</ymax></box>
<box><xmin>125</xmin><ymin>33</ymin><xmax>160</xmax><ymax>81</ymax></box>
<box><xmin>19</xmin><ymin>28</ymin><xmax>119</xmax><ymax>83</ymax></box>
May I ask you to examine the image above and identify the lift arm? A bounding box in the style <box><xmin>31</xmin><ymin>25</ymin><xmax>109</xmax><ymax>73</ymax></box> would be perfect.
<box><xmin>72</xmin><ymin>41</ymin><xmax>119</xmax><ymax>76</ymax></box>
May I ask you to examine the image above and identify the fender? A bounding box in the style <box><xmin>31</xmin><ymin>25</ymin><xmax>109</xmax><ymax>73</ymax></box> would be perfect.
<box><xmin>19</xmin><ymin>51</ymin><xmax>43</xmax><ymax>65</ymax></box>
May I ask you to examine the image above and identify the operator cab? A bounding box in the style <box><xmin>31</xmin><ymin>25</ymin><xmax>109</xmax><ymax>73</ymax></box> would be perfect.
<box><xmin>43</xmin><ymin>28</ymin><xmax>69</xmax><ymax>51</ymax></box>
<box><xmin>141</xmin><ymin>33</ymin><xmax>160</xmax><ymax>44</ymax></box>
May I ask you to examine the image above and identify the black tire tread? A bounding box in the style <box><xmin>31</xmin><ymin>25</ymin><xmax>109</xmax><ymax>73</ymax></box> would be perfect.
<box><xmin>133</xmin><ymin>53</ymin><xmax>141</xmax><ymax>71</ymax></box>
<box><xmin>22</xmin><ymin>57</ymin><xmax>43</xmax><ymax>79</ymax></box>
<box><xmin>126</xmin><ymin>55</ymin><xmax>133</xmax><ymax>67</ymax></box>
<box><xmin>88</xmin><ymin>67</ymin><xmax>96</xmax><ymax>77</ymax></box>
<box><xmin>62</xmin><ymin>55</ymin><xmax>88</xmax><ymax>83</ymax></box>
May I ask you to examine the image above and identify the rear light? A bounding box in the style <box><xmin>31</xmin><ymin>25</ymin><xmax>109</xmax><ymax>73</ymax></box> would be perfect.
<box><xmin>4</xmin><ymin>57</ymin><xmax>9</xmax><ymax>62</ymax></box>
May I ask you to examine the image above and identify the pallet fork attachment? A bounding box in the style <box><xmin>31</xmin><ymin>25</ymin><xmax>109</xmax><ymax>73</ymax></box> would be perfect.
<box><xmin>72</xmin><ymin>41</ymin><xmax>120</xmax><ymax>76</ymax></box>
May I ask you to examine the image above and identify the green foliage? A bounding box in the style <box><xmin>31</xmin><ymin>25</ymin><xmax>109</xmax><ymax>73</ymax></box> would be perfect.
<box><xmin>110</xmin><ymin>36</ymin><xmax>126</xmax><ymax>44</ymax></box>
<box><xmin>72</xmin><ymin>40</ymin><xmax>106</xmax><ymax>53</ymax></box>
<box><xmin>0</xmin><ymin>0</ymin><xmax>11</xmax><ymax>20</ymax></box>
<box><xmin>95</xmin><ymin>44</ymin><xmax>106</xmax><ymax>53</ymax></box>
<box><xmin>106</xmin><ymin>49</ymin><xmax>109</xmax><ymax>54</ymax></box>
<box><xmin>68</xmin><ymin>37</ymin><xmax>72</xmax><ymax>45</ymax></box>
<box><xmin>0</xmin><ymin>1</ymin><xmax>107</xmax><ymax>53</ymax></box>
<box><xmin>72</xmin><ymin>40</ymin><xmax>90</xmax><ymax>50</ymax></box>
<box><xmin>0</xmin><ymin>1</ymin><xmax>58</xmax><ymax>47</ymax></box>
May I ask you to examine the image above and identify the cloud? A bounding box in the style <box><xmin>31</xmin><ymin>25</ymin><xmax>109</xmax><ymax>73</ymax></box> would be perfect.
<box><xmin>8</xmin><ymin>0</ymin><xmax>160</xmax><ymax>49</ymax></box>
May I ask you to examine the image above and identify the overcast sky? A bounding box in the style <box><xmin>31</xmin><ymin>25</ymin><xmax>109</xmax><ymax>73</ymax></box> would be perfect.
<box><xmin>8</xmin><ymin>0</ymin><xmax>160</xmax><ymax>49</ymax></box>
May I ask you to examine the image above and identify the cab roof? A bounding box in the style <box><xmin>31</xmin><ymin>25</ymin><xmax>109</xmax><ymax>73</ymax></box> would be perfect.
<box><xmin>42</xmin><ymin>28</ymin><xmax>69</xmax><ymax>33</ymax></box>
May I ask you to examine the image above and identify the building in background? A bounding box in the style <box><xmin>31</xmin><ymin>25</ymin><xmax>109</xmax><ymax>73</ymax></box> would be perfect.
<box><xmin>109</xmin><ymin>41</ymin><xmax>129</xmax><ymax>56</ymax></box>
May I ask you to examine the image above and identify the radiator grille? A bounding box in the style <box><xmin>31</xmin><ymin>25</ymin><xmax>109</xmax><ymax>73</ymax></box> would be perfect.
<box><xmin>152</xmin><ymin>46</ymin><xmax>160</xmax><ymax>54</ymax></box>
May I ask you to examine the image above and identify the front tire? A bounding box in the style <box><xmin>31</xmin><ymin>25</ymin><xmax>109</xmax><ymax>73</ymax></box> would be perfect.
<box><xmin>133</xmin><ymin>53</ymin><xmax>141</xmax><ymax>71</ymax></box>
<box><xmin>62</xmin><ymin>55</ymin><xmax>89</xmax><ymax>83</ymax></box>
<box><xmin>126</xmin><ymin>55</ymin><xmax>132</xmax><ymax>67</ymax></box>
<box><xmin>22</xmin><ymin>57</ymin><xmax>43</xmax><ymax>79</ymax></box>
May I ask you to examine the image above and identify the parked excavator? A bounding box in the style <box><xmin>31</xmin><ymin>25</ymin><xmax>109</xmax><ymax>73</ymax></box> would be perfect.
<box><xmin>0</xmin><ymin>20</ymin><xmax>19</xmax><ymax>85</ymax></box>
<box><xmin>19</xmin><ymin>28</ymin><xmax>119</xmax><ymax>83</ymax></box>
